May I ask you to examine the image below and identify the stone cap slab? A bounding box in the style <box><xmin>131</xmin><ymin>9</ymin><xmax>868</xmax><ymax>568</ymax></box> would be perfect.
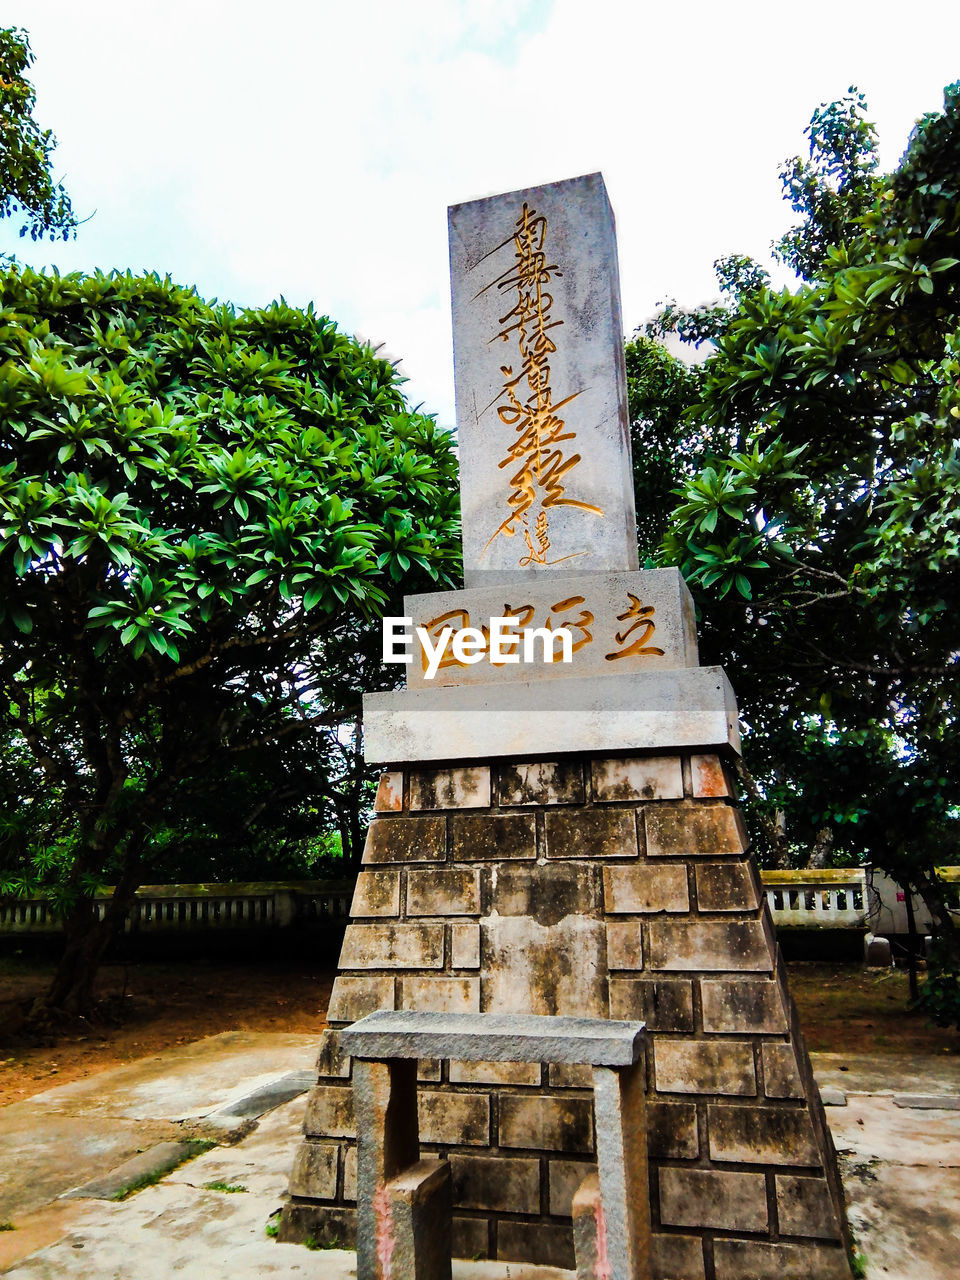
<box><xmin>363</xmin><ymin>665</ymin><xmax>741</xmax><ymax>764</ymax></box>
<box><xmin>340</xmin><ymin>1010</ymin><xmax>646</xmax><ymax>1067</ymax></box>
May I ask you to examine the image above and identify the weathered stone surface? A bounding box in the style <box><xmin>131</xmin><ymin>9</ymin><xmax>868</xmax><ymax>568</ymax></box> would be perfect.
<box><xmin>401</xmin><ymin>976</ymin><xmax>480</xmax><ymax>1014</ymax></box>
<box><xmin>695</xmin><ymin>860</ymin><xmax>759</xmax><ymax>912</ymax></box>
<box><xmin>549</xmin><ymin>1159</ymin><xmax>594</xmax><ymax>1216</ymax></box>
<box><xmin>700</xmin><ymin>979</ymin><xmax>788</xmax><ymax>1033</ymax></box>
<box><xmin>316</xmin><ymin>1029</ymin><xmax>350</xmax><ymax>1079</ymax></box>
<box><xmin>708</xmin><ymin>1105</ymin><xmax>820</xmax><ymax>1166</ymax></box>
<box><xmin>820</xmin><ymin>1086</ymin><xmax>848</xmax><ymax>1107</ymax></box>
<box><xmin>452</xmin><ymin>812</ymin><xmax>536</xmax><ymax>861</ymax></box>
<box><xmin>407</xmin><ymin>868</ymin><xmax>481</xmax><ymax>917</ymax></box>
<box><xmin>448</xmin><ymin>1153</ymin><xmax>540</xmax><ymax>1213</ymax></box>
<box><xmin>650</xmin><ymin>1233</ymin><xmax>705</xmax><ymax>1280</ymax></box>
<box><xmin>343</xmin><ymin>1143</ymin><xmax>357</xmax><ymax>1201</ymax></box>
<box><xmin>776</xmin><ymin>1174</ymin><xmax>842</xmax><ymax>1239</ymax></box>
<box><xmin>763</xmin><ymin>1043</ymin><xmax>806</xmax><ymax>1100</ymax></box>
<box><xmin>481</xmin><ymin>915</ymin><xmax>607</xmax><ymax>1017</ymax></box>
<box><xmin>449</xmin><ymin>173</ymin><xmax>637</xmax><ymax>587</ymax></box>
<box><xmin>690</xmin><ymin>753</ymin><xmax>731</xmax><ymax>798</ymax></box>
<box><xmin>374</xmin><ymin>771</ymin><xmax>403</xmax><ymax>812</ymax></box>
<box><xmin>592</xmin><ymin>1062</ymin><xmax>651</xmax><ymax>1280</ymax></box>
<box><xmin>363</xmin><ymin>666</ymin><xmax>741</xmax><ymax>765</ymax></box>
<box><xmin>545</xmin><ymin>806</ymin><xmax>638</xmax><ymax>860</ymax></box>
<box><xmin>712</xmin><ymin>1240</ymin><xmax>851</xmax><ymax>1280</ymax></box>
<box><xmin>362</xmin><ymin>815</ymin><xmax>446</xmax><ymax>864</ymax></box>
<box><xmin>352</xmin><ymin>1058</ymin><xmax>420</xmax><ymax>1279</ymax></box>
<box><xmin>644</xmin><ymin>803</ymin><xmax>745</xmax><ymax>857</ymax></box>
<box><xmin>604</xmin><ymin>863</ymin><xmax>689</xmax><ymax>913</ymax></box>
<box><xmin>277</xmin><ymin>1204</ymin><xmax>357</xmax><ymax>1247</ymax></box>
<box><xmin>350</xmin><ymin>870</ymin><xmax>401</xmax><ymax>918</ymax></box>
<box><xmin>549</xmin><ymin>1062</ymin><xmax>592</xmax><ymax>1088</ymax></box>
<box><xmin>288</xmin><ymin>1140</ymin><xmax>338</xmax><ymax>1198</ymax></box>
<box><xmin>893</xmin><ymin>1092</ymin><xmax>960</xmax><ymax>1109</ymax></box>
<box><xmin>659</xmin><ymin>1167</ymin><xmax>768</xmax><ymax>1232</ymax></box>
<box><xmin>451</xmin><ymin>922</ymin><xmax>481</xmax><ymax>969</ymax></box>
<box><xmin>497</xmin><ymin>1220</ymin><xmax>575</xmax><ymax>1269</ymax></box>
<box><xmin>341</xmin><ymin>1009</ymin><xmax>645</xmax><ymax>1067</ymax></box>
<box><xmin>303</xmin><ymin>1085</ymin><xmax>356</xmax><ymax>1138</ymax></box>
<box><xmin>654</xmin><ymin>1040</ymin><xmax>756</xmax><ymax>1096</ymax></box>
<box><xmin>865</xmin><ymin>933</ymin><xmax>893</xmax><ymax>966</ymax></box>
<box><xmin>419</xmin><ymin>1089</ymin><xmax>490</xmax><ymax>1146</ymax></box>
<box><xmin>491</xmin><ymin>862</ymin><xmax>598</xmax><ymax>922</ymax></box>
<box><xmin>608</xmin><ymin>977</ymin><xmax>694</xmax><ymax>1030</ymax></box>
<box><xmin>592</xmin><ymin>755</ymin><xmax>683</xmax><ymax>802</ymax></box>
<box><xmin>452</xmin><ymin>1216</ymin><xmax>489</xmax><ymax>1260</ymax></box>
<box><xmin>340</xmin><ymin>922</ymin><xmax>444</xmax><ymax>971</ymax></box>
<box><xmin>409</xmin><ymin>766</ymin><xmax>490</xmax><ymax>810</ymax></box>
<box><xmin>646</xmin><ymin>919</ymin><xmax>772</xmax><ymax>971</ymax></box>
<box><xmin>326</xmin><ymin>974</ymin><xmax>395</xmax><ymax>1023</ymax></box>
<box><xmin>571</xmin><ymin>1171</ymin><xmax>605</xmax><ymax>1280</ymax></box>
<box><xmin>648</xmin><ymin>1101</ymin><xmax>699</xmax><ymax>1159</ymax></box>
<box><xmin>379</xmin><ymin>1159</ymin><xmax>453</xmax><ymax>1280</ymax></box>
<box><xmin>606</xmin><ymin>920</ymin><xmax>643</xmax><ymax>969</ymax></box>
<box><xmin>499</xmin><ymin>1094</ymin><xmax>594</xmax><ymax>1152</ymax></box>
<box><xmin>448</xmin><ymin>1059</ymin><xmax>540</xmax><ymax>1086</ymax></box>
<box><xmin>498</xmin><ymin>760</ymin><xmax>584</xmax><ymax>806</ymax></box>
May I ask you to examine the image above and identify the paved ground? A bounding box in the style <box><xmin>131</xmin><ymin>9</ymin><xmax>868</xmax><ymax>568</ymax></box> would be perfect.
<box><xmin>0</xmin><ymin>1036</ymin><xmax>958</xmax><ymax>1278</ymax></box>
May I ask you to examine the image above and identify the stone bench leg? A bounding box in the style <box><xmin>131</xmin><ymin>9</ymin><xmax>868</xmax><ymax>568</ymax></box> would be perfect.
<box><xmin>590</xmin><ymin>1060</ymin><xmax>651</xmax><ymax>1280</ymax></box>
<box><xmin>381</xmin><ymin>1159</ymin><xmax>452</xmax><ymax>1280</ymax></box>
<box><xmin>572</xmin><ymin>1171</ymin><xmax>606</xmax><ymax>1279</ymax></box>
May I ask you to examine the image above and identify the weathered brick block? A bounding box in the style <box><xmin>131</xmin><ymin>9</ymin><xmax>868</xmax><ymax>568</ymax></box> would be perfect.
<box><xmin>655</xmin><ymin>1040</ymin><xmax>756</xmax><ymax>1096</ymax></box>
<box><xmin>696</xmin><ymin>860</ymin><xmax>759</xmax><ymax>911</ymax></box>
<box><xmin>452</xmin><ymin>812</ymin><xmax>536</xmax><ymax>861</ymax></box>
<box><xmin>409</xmin><ymin>766</ymin><xmax>490</xmax><ymax>811</ymax></box>
<box><xmin>401</xmin><ymin>975</ymin><xmax>479</xmax><ymax>1013</ymax></box>
<box><xmin>452</xmin><ymin>1217</ymin><xmax>489</xmax><ymax>1260</ymax></box>
<box><xmin>545</xmin><ymin>807</ymin><xmax>638</xmax><ymax>859</ymax></box>
<box><xmin>713</xmin><ymin>1240</ymin><xmax>851</xmax><ymax>1280</ymax></box>
<box><xmin>498</xmin><ymin>1221</ymin><xmax>575</xmax><ymax>1269</ymax></box>
<box><xmin>659</xmin><ymin>1167</ymin><xmax>767</xmax><ymax>1232</ymax></box>
<box><xmin>492</xmin><ymin>862</ymin><xmax>599</xmax><ymax>922</ymax></box>
<box><xmin>648</xmin><ymin>1101</ymin><xmax>699</xmax><ymax>1159</ymax></box>
<box><xmin>315</xmin><ymin>1029</ymin><xmax>350</xmax><ymax>1079</ymax></box>
<box><xmin>763</xmin><ymin>1043</ymin><xmax>806</xmax><ymax>1099</ymax></box>
<box><xmin>326</xmin><ymin>974</ymin><xmax>395</xmax><ymax>1023</ymax></box>
<box><xmin>451</xmin><ymin>922</ymin><xmax>481</xmax><ymax>968</ymax></box>
<box><xmin>592</xmin><ymin>755</ymin><xmax>683</xmax><ymax>801</ymax></box>
<box><xmin>499</xmin><ymin>1095</ymin><xmax>594</xmax><ymax>1153</ymax></box>
<box><xmin>708</xmin><ymin>1105</ymin><xmax>820</xmax><ymax>1166</ymax></box>
<box><xmin>339</xmin><ymin>922</ymin><xmax>444</xmax><ymax>970</ymax></box>
<box><xmin>374</xmin><ymin>771</ymin><xmax>403</xmax><ymax>812</ymax></box>
<box><xmin>701</xmin><ymin>979</ymin><xmax>788</xmax><ymax>1033</ymax></box>
<box><xmin>651</xmin><ymin>1233</ymin><xmax>705</xmax><ymax>1280</ymax></box>
<box><xmin>406</xmin><ymin>867</ymin><xmax>481</xmax><ymax>916</ymax></box>
<box><xmin>448</xmin><ymin>1154</ymin><xmax>540</xmax><ymax>1213</ymax></box>
<box><xmin>604</xmin><ymin>863</ymin><xmax>689</xmax><ymax>913</ymax></box>
<box><xmin>419</xmin><ymin>1089</ymin><xmax>489</xmax><ymax>1145</ymax></box>
<box><xmin>448</xmin><ymin>1059</ymin><xmax>540</xmax><ymax>1086</ymax></box>
<box><xmin>690</xmin><ymin>753</ymin><xmax>732</xmax><ymax>798</ymax></box>
<box><xmin>549</xmin><ymin>1062</ymin><xmax>592</xmax><ymax>1088</ymax></box>
<box><xmin>606</xmin><ymin>920</ymin><xmax>644</xmax><ymax>969</ymax></box>
<box><xmin>342</xmin><ymin>1143</ymin><xmax>356</xmax><ymax>1201</ymax></box>
<box><xmin>350</xmin><ymin>870</ymin><xmax>401</xmax><ymax>918</ymax></box>
<box><xmin>776</xmin><ymin>1175</ymin><xmax>842</xmax><ymax>1239</ymax></box>
<box><xmin>498</xmin><ymin>760</ymin><xmax>584</xmax><ymax>806</ymax></box>
<box><xmin>362</xmin><ymin>815</ymin><xmax>445</xmax><ymax>864</ymax></box>
<box><xmin>288</xmin><ymin>1140</ymin><xmax>338</xmax><ymax>1198</ymax></box>
<box><xmin>609</xmin><ymin>977</ymin><xmax>694</xmax><ymax>1030</ymax></box>
<box><xmin>549</xmin><ymin>1158</ymin><xmax>594</xmax><ymax>1216</ymax></box>
<box><xmin>481</xmin><ymin>916</ymin><xmax>607</xmax><ymax>1017</ymax></box>
<box><xmin>302</xmin><ymin>1085</ymin><xmax>355</xmax><ymax>1138</ymax></box>
<box><xmin>646</xmin><ymin>919</ymin><xmax>772</xmax><ymax>971</ymax></box>
<box><xmin>644</xmin><ymin>803</ymin><xmax>745</xmax><ymax>857</ymax></box>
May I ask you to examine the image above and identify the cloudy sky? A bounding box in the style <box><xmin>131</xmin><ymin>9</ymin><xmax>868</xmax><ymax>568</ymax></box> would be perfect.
<box><xmin>5</xmin><ymin>1</ymin><xmax>960</xmax><ymax>427</ymax></box>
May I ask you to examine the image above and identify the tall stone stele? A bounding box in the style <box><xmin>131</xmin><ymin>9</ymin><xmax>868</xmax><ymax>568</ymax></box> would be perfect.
<box><xmin>281</xmin><ymin>173</ymin><xmax>853</xmax><ymax>1280</ymax></box>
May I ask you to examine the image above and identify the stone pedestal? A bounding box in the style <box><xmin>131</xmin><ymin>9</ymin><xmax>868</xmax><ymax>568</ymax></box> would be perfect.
<box><xmin>280</xmin><ymin>751</ymin><xmax>852</xmax><ymax>1279</ymax></box>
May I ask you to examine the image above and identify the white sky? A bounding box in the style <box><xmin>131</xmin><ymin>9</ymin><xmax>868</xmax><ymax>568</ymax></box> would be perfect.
<box><xmin>5</xmin><ymin>1</ymin><xmax>960</xmax><ymax>428</ymax></box>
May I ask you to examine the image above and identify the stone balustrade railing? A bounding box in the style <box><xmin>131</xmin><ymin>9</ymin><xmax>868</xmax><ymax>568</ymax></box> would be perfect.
<box><xmin>761</xmin><ymin>868</ymin><xmax>868</xmax><ymax>928</ymax></box>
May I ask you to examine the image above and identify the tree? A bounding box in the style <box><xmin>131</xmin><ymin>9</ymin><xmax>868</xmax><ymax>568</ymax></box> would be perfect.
<box><xmin>0</xmin><ymin>27</ymin><xmax>76</xmax><ymax>245</ymax></box>
<box><xmin>635</xmin><ymin>84</ymin><xmax>960</xmax><ymax>1019</ymax></box>
<box><xmin>0</xmin><ymin>265</ymin><xmax>460</xmax><ymax>1015</ymax></box>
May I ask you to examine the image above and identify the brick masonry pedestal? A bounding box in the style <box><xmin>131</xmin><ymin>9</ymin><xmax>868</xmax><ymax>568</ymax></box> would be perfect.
<box><xmin>280</xmin><ymin>751</ymin><xmax>852</xmax><ymax>1280</ymax></box>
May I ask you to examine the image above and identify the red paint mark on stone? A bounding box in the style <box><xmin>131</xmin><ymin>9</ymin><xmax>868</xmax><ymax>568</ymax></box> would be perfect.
<box><xmin>374</xmin><ymin>1183</ymin><xmax>395</xmax><ymax>1278</ymax></box>
<box><xmin>595</xmin><ymin>1200</ymin><xmax>612</xmax><ymax>1280</ymax></box>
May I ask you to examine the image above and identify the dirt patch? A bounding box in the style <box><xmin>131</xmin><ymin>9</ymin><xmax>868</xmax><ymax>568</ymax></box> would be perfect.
<box><xmin>0</xmin><ymin>957</ymin><xmax>332</xmax><ymax>1107</ymax></box>
<box><xmin>0</xmin><ymin>958</ymin><xmax>955</xmax><ymax>1108</ymax></box>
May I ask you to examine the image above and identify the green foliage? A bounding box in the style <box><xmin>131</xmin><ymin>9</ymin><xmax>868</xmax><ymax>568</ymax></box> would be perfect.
<box><xmin>0</xmin><ymin>264</ymin><xmax>460</xmax><ymax>1009</ymax></box>
<box><xmin>0</xmin><ymin>28</ymin><xmax>75</xmax><ymax>244</ymax></box>
<box><xmin>204</xmin><ymin>1181</ymin><xmax>247</xmax><ymax>1193</ymax></box>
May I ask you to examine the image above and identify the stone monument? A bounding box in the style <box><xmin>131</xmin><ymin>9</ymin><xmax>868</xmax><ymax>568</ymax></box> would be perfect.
<box><xmin>281</xmin><ymin>173</ymin><xmax>853</xmax><ymax>1279</ymax></box>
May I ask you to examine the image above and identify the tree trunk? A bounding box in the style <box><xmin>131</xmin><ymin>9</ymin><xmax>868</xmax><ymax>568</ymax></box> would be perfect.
<box><xmin>35</xmin><ymin>875</ymin><xmax>140</xmax><ymax>1018</ymax></box>
<box><xmin>732</xmin><ymin>757</ymin><xmax>792</xmax><ymax>868</ymax></box>
<box><xmin>806</xmin><ymin>826</ymin><xmax>834</xmax><ymax>870</ymax></box>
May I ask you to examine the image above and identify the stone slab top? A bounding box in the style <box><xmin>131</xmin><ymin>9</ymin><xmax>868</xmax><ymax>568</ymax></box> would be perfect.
<box><xmin>340</xmin><ymin>1010</ymin><xmax>646</xmax><ymax>1067</ymax></box>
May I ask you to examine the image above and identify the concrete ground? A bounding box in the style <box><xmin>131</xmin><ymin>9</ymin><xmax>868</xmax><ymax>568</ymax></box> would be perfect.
<box><xmin>0</xmin><ymin>1037</ymin><xmax>958</xmax><ymax>1279</ymax></box>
